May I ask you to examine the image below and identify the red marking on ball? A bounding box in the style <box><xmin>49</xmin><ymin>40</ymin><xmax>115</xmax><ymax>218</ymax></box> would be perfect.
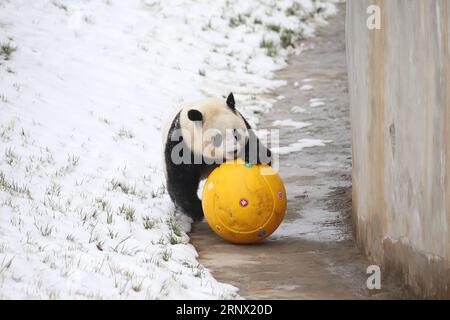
<box><xmin>239</xmin><ymin>198</ymin><xmax>249</xmax><ymax>207</ymax></box>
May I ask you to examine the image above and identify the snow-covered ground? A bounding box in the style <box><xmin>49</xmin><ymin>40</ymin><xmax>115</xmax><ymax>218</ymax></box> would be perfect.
<box><xmin>0</xmin><ymin>0</ymin><xmax>337</xmax><ymax>299</ymax></box>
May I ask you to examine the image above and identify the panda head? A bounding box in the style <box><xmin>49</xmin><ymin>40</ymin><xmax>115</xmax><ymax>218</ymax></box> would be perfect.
<box><xmin>179</xmin><ymin>93</ymin><xmax>249</xmax><ymax>162</ymax></box>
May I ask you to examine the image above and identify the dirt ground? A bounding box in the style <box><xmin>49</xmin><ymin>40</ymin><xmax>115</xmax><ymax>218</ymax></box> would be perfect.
<box><xmin>190</xmin><ymin>4</ymin><xmax>409</xmax><ymax>299</ymax></box>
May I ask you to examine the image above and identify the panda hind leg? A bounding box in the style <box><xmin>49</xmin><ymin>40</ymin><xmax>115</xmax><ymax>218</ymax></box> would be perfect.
<box><xmin>175</xmin><ymin>189</ymin><xmax>203</xmax><ymax>221</ymax></box>
<box><xmin>167</xmin><ymin>169</ymin><xmax>204</xmax><ymax>221</ymax></box>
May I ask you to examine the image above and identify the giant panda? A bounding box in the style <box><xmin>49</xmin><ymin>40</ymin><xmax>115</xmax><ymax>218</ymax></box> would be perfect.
<box><xmin>162</xmin><ymin>93</ymin><xmax>271</xmax><ymax>221</ymax></box>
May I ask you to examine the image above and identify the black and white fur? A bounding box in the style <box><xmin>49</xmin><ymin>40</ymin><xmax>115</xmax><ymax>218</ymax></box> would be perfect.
<box><xmin>162</xmin><ymin>93</ymin><xmax>271</xmax><ymax>221</ymax></box>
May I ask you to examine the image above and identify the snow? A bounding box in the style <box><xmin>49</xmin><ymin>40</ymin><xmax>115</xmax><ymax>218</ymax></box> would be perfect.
<box><xmin>273</xmin><ymin>139</ymin><xmax>330</xmax><ymax>155</ymax></box>
<box><xmin>309</xmin><ymin>98</ymin><xmax>326</xmax><ymax>107</ymax></box>
<box><xmin>291</xmin><ymin>106</ymin><xmax>307</xmax><ymax>113</ymax></box>
<box><xmin>300</xmin><ymin>84</ymin><xmax>314</xmax><ymax>91</ymax></box>
<box><xmin>0</xmin><ymin>0</ymin><xmax>337</xmax><ymax>299</ymax></box>
<box><xmin>272</xmin><ymin>119</ymin><xmax>311</xmax><ymax>129</ymax></box>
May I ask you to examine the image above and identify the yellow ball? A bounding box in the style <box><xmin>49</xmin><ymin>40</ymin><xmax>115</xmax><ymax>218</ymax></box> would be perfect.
<box><xmin>202</xmin><ymin>160</ymin><xmax>286</xmax><ymax>244</ymax></box>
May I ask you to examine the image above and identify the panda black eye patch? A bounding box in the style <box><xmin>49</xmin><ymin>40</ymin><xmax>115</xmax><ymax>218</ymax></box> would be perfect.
<box><xmin>187</xmin><ymin>109</ymin><xmax>203</xmax><ymax>122</ymax></box>
<box><xmin>212</xmin><ymin>133</ymin><xmax>222</xmax><ymax>147</ymax></box>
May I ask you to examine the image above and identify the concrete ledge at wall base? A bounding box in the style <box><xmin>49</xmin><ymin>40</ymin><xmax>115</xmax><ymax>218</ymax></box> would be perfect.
<box><xmin>382</xmin><ymin>237</ymin><xmax>449</xmax><ymax>299</ymax></box>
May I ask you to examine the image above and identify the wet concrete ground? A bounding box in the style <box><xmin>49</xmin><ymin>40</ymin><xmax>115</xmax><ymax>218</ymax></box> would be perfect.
<box><xmin>190</xmin><ymin>5</ymin><xmax>408</xmax><ymax>299</ymax></box>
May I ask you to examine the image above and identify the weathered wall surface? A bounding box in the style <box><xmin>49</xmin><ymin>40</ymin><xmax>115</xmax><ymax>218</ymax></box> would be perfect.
<box><xmin>346</xmin><ymin>0</ymin><xmax>450</xmax><ymax>298</ymax></box>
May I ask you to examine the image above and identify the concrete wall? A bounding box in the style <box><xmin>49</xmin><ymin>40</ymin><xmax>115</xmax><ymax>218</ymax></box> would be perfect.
<box><xmin>346</xmin><ymin>0</ymin><xmax>450</xmax><ymax>298</ymax></box>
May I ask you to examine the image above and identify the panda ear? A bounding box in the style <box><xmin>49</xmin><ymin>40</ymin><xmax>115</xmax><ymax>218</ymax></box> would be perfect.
<box><xmin>187</xmin><ymin>109</ymin><xmax>203</xmax><ymax>122</ymax></box>
<box><xmin>226</xmin><ymin>93</ymin><xmax>235</xmax><ymax>110</ymax></box>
